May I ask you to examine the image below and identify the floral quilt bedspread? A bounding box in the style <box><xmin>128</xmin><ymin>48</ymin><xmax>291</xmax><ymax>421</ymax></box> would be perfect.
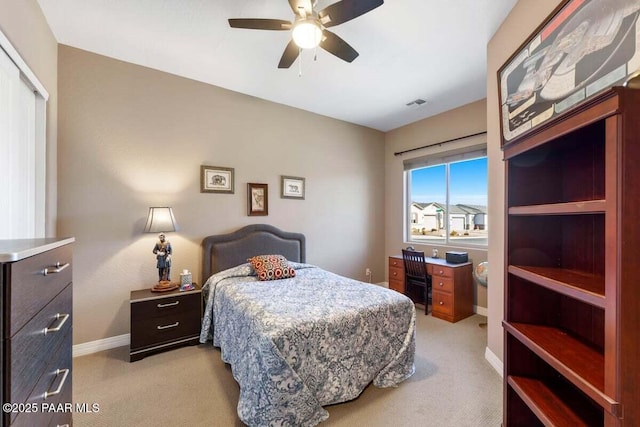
<box><xmin>200</xmin><ymin>263</ymin><xmax>416</xmax><ymax>426</ymax></box>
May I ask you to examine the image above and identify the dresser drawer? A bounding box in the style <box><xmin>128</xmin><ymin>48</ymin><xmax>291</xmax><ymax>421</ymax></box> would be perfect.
<box><xmin>11</xmin><ymin>331</ymin><xmax>72</xmax><ymax>427</ymax></box>
<box><xmin>431</xmin><ymin>265</ymin><xmax>453</xmax><ymax>279</ymax></box>
<box><xmin>432</xmin><ymin>291</ymin><xmax>453</xmax><ymax>316</ymax></box>
<box><xmin>432</xmin><ymin>276</ymin><xmax>454</xmax><ymax>293</ymax></box>
<box><xmin>7</xmin><ymin>284</ymin><xmax>72</xmax><ymax>407</ymax></box>
<box><xmin>48</xmin><ymin>408</ymin><xmax>73</xmax><ymax>427</ymax></box>
<box><xmin>7</xmin><ymin>244</ymin><xmax>72</xmax><ymax>336</ymax></box>
<box><xmin>131</xmin><ymin>291</ymin><xmax>200</xmax><ymax>321</ymax></box>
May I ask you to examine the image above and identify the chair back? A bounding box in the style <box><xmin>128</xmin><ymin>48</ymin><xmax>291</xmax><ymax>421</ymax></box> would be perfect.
<box><xmin>402</xmin><ymin>249</ymin><xmax>428</xmax><ymax>284</ymax></box>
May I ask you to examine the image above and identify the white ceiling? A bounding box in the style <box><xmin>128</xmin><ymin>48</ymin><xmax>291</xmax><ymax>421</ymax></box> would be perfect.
<box><xmin>37</xmin><ymin>0</ymin><xmax>517</xmax><ymax>132</ymax></box>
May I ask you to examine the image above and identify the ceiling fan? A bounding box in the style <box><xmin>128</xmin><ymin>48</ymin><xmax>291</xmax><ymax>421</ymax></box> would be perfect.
<box><xmin>228</xmin><ymin>0</ymin><xmax>384</xmax><ymax>68</ymax></box>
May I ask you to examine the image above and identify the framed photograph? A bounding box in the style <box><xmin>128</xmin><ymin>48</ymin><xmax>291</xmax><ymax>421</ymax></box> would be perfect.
<box><xmin>201</xmin><ymin>165</ymin><xmax>234</xmax><ymax>194</ymax></box>
<box><xmin>498</xmin><ymin>0</ymin><xmax>640</xmax><ymax>145</ymax></box>
<box><xmin>281</xmin><ymin>176</ymin><xmax>305</xmax><ymax>199</ymax></box>
<box><xmin>247</xmin><ymin>183</ymin><xmax>268</xmax><ymax>216</ymax></box>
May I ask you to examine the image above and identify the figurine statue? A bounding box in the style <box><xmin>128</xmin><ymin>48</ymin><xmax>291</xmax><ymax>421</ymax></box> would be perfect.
<box><xmin>153</xmin><ymin>233</ymin><xmax>172</xmax><ymax>282</ymax></box>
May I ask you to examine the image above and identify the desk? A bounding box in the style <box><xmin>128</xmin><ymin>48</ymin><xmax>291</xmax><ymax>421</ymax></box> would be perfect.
<box><xmin>389</xmin><ymin>255</ymin><xmax>474</xmax><ymax>323</ymax></box>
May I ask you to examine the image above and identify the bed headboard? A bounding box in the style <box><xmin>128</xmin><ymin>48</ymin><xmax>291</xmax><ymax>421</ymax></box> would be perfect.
<box><xmin>201</xmin><ymin>224</ymin><xmax>306</xmax><ymax>280</ymax></box>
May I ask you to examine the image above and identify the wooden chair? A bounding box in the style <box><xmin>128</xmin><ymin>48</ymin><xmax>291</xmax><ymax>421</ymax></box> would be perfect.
<box><xmin>402</xmin><ymin>249</ymin><xmax>430</xmax><ymax>315</ymax></box>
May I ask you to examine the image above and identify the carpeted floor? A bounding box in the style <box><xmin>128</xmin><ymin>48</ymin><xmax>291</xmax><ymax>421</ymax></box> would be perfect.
<box><xmin>73</xmin><ymin>313</ymin><xmax>502</xmax><ymax>426</ymax></box>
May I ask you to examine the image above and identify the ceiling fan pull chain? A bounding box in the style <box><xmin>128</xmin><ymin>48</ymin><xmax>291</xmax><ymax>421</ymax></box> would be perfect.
<box><xmin>299</xmin><ymin>47</ymin><xmax>303</xmax><ymax>77</ymax></box>
<box><xmin>314</xmin><ymin>45</ymin><xmax>318</xmax><ymax>62</ymax></box>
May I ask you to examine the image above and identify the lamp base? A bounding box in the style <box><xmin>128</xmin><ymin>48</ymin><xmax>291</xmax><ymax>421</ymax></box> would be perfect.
<box><xmin>151</xmin><ymin>281</ymin><xmax>179</xmax><ymax>292</ymax></box>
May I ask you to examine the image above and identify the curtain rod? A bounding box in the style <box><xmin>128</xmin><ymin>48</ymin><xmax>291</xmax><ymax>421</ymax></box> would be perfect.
<box><xmin>393</xmin><ymin>131</ymin><xmax>487</xmax><ymax>156</ymax></box>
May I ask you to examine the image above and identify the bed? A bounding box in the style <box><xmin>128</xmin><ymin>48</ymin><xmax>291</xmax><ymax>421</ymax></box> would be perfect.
<box><xmin>199</xmin><ymin>224</ymin><xmax>416</xmax><ymax>426</ymax></box>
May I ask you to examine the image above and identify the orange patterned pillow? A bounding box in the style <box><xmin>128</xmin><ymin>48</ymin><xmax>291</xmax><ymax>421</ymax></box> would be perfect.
<box><xmin>248</xmin><ymin>255</ymin><xmax>296</xmax><ymax>281</ymax></box>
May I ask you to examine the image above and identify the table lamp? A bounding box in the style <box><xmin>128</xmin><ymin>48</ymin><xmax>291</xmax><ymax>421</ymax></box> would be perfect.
<box><xmin>144</xmin><ymin>207</ymin><xmax>179</xmax><ymax>292</ymax></box>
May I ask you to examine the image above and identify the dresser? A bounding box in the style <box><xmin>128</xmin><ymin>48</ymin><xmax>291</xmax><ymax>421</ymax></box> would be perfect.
<box><xmin>388</xmin><ymin>255</ymin><xmax>474</xmax><ymax>323</ymax></box>
<box><xmin>130</xmin><ymin>285</ymin><xmax>202</xmax><ymax>362</ymax></box>
<box><xmin>0</xmin><ymin>238</ymin><xmax>75</xmax><ymax>427</ymax></box>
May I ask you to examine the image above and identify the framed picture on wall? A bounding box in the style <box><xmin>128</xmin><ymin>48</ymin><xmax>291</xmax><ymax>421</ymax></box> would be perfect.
<box><xmin>281</xmin><ymin>176</ymin><xmax>305</xmax><ymax>199</ymax></box>
<box><xmin>201</xmin><ymin>165</ymin><xmax>234</xmax><ymax>194</ymax></box>
<box><xmin>247</xmin><ymin>183</ymin><xmax>268</xmax><ymax>216</ymax></box>
<box><xmin>498</xmin><ymin>0</ymin><xmax>640</xmax><ymax>145</ymax></box>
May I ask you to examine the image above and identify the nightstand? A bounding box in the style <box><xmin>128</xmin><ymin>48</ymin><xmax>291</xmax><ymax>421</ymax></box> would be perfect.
<box><xmin>129</xmin><ymin>284</ymin><xmax>202</xmax><ymax>362</ymax></box>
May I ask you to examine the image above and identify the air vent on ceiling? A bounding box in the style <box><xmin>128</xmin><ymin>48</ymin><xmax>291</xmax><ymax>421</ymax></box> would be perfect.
<box><xmin>406</xmin><ymin>98</ymin><xmax>427</xmax><ymax>108</ymax></box>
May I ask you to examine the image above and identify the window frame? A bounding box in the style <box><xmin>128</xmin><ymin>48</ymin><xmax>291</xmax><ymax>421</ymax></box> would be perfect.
<box><xmin>404</xmin><ymin>148</ymin><xmax>488</xmax><ymax>249</ymax></box>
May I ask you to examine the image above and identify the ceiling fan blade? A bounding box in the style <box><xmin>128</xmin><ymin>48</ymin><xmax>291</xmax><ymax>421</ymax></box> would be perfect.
<box><xmin>228</xmin><ymin>18</ymin><xmax>292</xmax><ymax>30</ymax></box>
<box><xmin>319</xmin><ymin>0</ymin><xmax>384</xmax><ymax>28</ymax></box>
<box><xmin>320</xmin><ymin>30</ymin><xmax>359</xmax><ymax>63</ymax></box>
<box><xmin>288</xmin><ymin>0</ymin><xmax>313</xmax><ymax>17</ymax></box>
<box><xmin>278</xmin><ymin>39</ymin><xmax>300</xmax><ymax>68</ymax></box>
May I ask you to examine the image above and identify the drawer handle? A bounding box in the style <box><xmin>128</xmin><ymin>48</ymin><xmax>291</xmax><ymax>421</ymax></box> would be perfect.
<box><xmin>157</xmin><ymin>322</ymin><xmax>179</xmax><ymax>330</ymax></box>
<box><xmin>42</xmin><ymin>262</ymin><xmax>70</xmax><ymax>276</ymax></box>
<box><xmin>44</xmin><ymin>368</ymin><xmax>70</xmax><ymax>399</ymax></box>
<box><xmin>438</xmin><ymin>282</ymin><xmax>444</xmax><ymax>287</ymax></box>
<box><xmin>157</xmin><ymin>301</ymin><xmax>179</xmax><ymax>308</ymax></box>
<box><xmin>392</xmin><ymin>272</ymin><xmax>397</xmax><ymax>277</ymax></box>
<box><xmin>438</xmin><ymin>270</ymin><xmax>444</xmax><ymax>275</ymax></box>
<box><xmin>439</xmin><ymin>301</ymin><xmax>444</xmax><ymax>305</ymax></box>
<box><xmin>43</xmin><ymin>313</ymin><xmax>70</xmax><ymax>335</ymax></box>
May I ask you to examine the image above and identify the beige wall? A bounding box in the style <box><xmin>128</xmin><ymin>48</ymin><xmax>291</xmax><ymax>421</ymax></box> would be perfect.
<box><xmin>3</xmin><ymin>0</ymin><xmax>568</xmax><ymax>352</ymax></box>
<box><xmin>385</xmin><ymin>100</ymin><xmax>489</xmax><ymax>309</ymax></box>
<box><xmin>0</xmin><ymin>0</ymin><xmax>58</xmax><ymax>235</ymax></box>
<box><xmin>57</xmin><ymin>46</ymin><xmax>385</xmax><ymax>344</ymax></box>
<box><xmin>486</xmin><ymin>0</ymin><xmax>564</xmax><ymax>363</ymax></box>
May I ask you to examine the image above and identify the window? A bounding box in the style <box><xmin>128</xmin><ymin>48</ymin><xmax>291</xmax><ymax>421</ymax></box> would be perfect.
<box><xmin>405</xmin><ymin>149</ymin><xmax>487</xmax><ymax>247</ymax></box>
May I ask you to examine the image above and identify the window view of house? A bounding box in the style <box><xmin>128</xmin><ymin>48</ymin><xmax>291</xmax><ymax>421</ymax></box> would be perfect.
<box><xmin>407</xmin><ymin>156</ymin><xmax>488</xmax><ymax>247</ymax></box>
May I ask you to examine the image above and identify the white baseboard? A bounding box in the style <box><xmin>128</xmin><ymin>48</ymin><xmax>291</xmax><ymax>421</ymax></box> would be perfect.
<box><xmin>73</xmin><ymin>333</ymin><xmax>130</xmax><ymax>358</ymax></box>
<box><xmin>474</xmin><ymin>305</ymin><xmax>488</xmax><ymax>316</ymax></box>
<box><xmin>484</xmin><ymin>347</ymin><xmax>503</xmax><ymax>377</ymax></box>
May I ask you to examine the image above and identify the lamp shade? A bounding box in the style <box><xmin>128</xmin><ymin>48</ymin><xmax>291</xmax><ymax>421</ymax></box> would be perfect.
<box><xmin>292</xmin><ymin>20</ymin><xmax>322</xmax><ymax>49</ymax></box>
<box><xmin>143</xmin><ymin>207</ymin><xmax>178</xmax><ymax>233</ymax></box>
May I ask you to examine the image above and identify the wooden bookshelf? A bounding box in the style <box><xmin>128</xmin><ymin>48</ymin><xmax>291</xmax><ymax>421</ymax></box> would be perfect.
<box><xmin>502</xmin><ymin>87</ymin><xmax>640</xmax><ymax>426</ymax></box>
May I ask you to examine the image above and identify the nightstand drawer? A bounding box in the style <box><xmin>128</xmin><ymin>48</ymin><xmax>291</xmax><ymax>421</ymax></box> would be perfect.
<box><xmin>432</xmin><ymin>276</ymin><xmax>454</xmax><ymax>293</ymax></box>
<box><xmin>131</xmin><ymin>292</ymin><xmax>200</xmax><ymax>321</ymax></box>
<box><xmin>131</xmin><ymin>311</ymin><xmax>201</xmax><ymax>349</ymax></box>
<box><xmin>432</xmin><ymin>291</ymin><xmax>453</xmax><ymax>316</ymax></box>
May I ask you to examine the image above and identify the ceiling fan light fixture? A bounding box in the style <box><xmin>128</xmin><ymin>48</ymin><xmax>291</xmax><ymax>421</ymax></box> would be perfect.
<box><xmin>292</xmin><ymin>19</ymin><xmax>322</xmax><ymax>49</ymax></box>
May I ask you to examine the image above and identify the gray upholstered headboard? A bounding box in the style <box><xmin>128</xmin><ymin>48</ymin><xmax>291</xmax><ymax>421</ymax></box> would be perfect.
<box><xmin>201</xmin><ymin>224</ymin><xmax>306</xmax><ymax>281</ymax></box>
